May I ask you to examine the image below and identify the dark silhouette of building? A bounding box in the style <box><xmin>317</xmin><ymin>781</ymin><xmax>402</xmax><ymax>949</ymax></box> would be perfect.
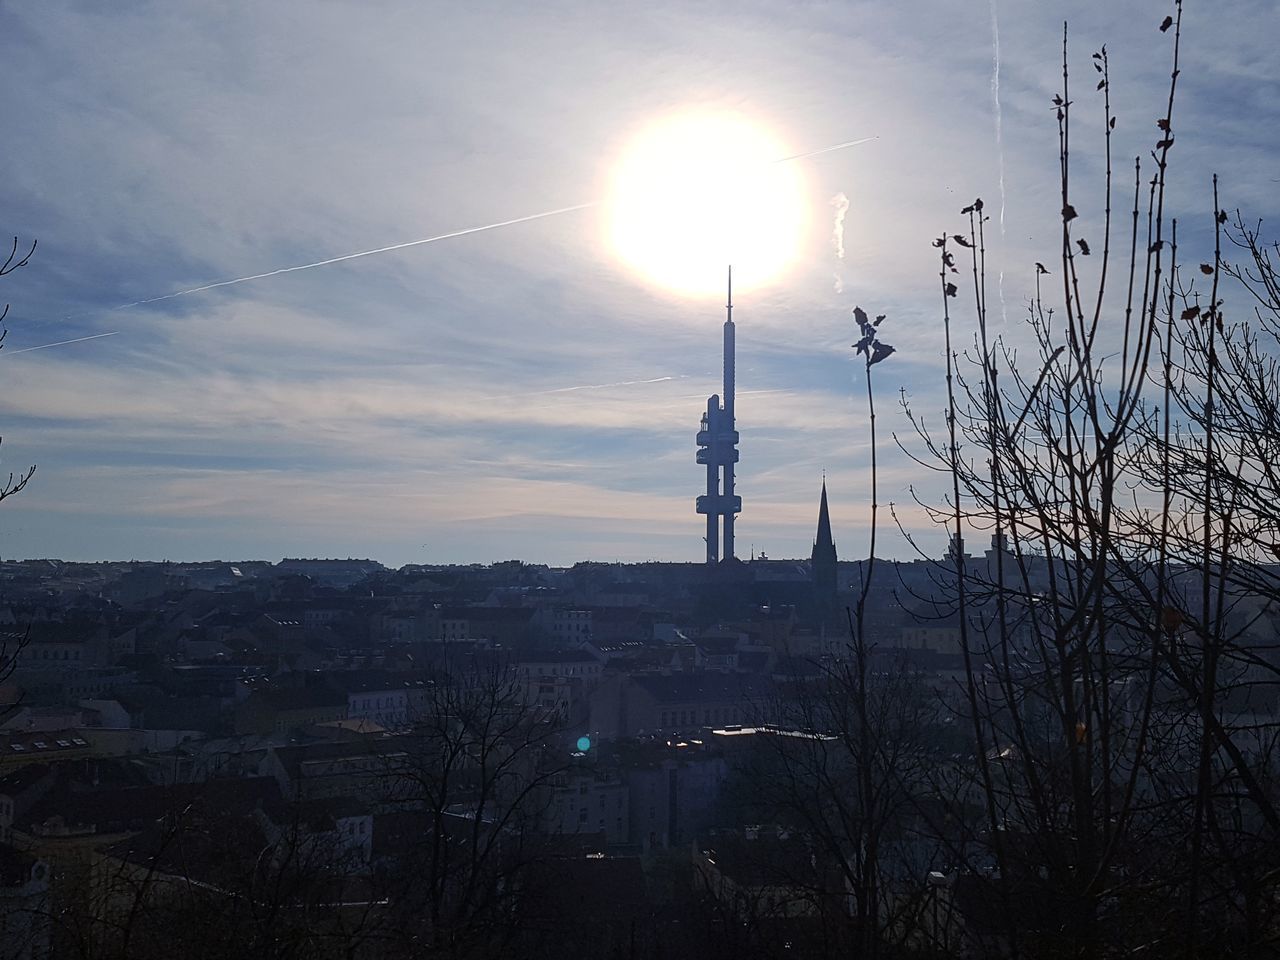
<box><xmin>811</xmin><ymin>479</ymin><xmax>838</xmax><ymax>621</ymax></box>
<box><xmin>695</xmin><ymin>268</ymin><xmax>741</xmax><ymax>564</ymax></box>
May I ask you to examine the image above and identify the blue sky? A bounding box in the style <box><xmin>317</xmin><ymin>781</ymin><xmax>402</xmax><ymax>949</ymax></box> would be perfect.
<box><xmin>1</xmin><ymin>1</ymin><xmax>1276</xmax><ymax>566</ymax></box>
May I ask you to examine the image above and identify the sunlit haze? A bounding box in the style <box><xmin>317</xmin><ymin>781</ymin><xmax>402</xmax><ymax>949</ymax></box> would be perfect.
<box><xmin>606</xmin><ymin>111</ymin><xmax>809</xmax><ymax>298</ymax></box>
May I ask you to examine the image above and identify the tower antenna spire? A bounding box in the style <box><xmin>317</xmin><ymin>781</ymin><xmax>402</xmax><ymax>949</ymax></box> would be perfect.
<box><xmin>695</xmin><ymin>264</ymin><xmax>742</xmax><ymax>564</ymax></box>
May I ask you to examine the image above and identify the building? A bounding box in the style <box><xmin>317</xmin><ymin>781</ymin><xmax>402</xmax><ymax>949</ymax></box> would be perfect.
<box><xmin>588</xmin><ymin>670</ymin><xmax>766</xmax><ymax>739</ymax></box>
<box><xmin>234</xmin><ymin>685</ymin><xmax>348</xmax><ymax>736</ymax></box>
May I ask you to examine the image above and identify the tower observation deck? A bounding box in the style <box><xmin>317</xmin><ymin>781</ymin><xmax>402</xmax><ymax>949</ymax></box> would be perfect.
<box><xmin>695</xmin><ymin>268</ymin><xmax>742</xmax><ymax>564</ymax></box>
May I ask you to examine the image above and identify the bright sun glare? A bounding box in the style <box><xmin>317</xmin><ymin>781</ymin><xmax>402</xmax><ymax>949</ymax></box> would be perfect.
<box><xmin>606</xmin><ymin>111</ymin><xmax>810</xmax><ymax>299</ymax></box>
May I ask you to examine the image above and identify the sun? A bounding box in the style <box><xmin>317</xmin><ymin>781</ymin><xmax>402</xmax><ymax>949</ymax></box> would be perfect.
<box><xmin>605</xmin><ymin>111</ymin><xmax>810</xmax><ymax>299</ymax></box>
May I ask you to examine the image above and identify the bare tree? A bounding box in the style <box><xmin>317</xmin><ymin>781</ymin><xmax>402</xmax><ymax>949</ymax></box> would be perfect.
<box><xmin>898</xmin><ymin>3</ymin><xmax>1280</xmax><ymax>955</ymax></box>
<box><xmin>372</xmin><ymin>649</ymin><xmax>568</xmax><ymax>959</ymax></box>
<box><xmin>0</xmin><ymin>235</ymin><xmax>37</xmax><ymax>508</ymax></box>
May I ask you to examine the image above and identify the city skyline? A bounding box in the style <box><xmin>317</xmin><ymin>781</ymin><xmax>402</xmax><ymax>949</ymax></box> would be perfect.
<box><xmin>2</xmin><ymin>2</ymin><xmax>1277</xmax><ymax>567</ymax></box>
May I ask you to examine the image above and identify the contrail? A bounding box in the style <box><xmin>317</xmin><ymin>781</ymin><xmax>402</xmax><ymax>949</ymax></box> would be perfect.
<box><xmin>831</xmin><ymin>192</ymin><xmax>850</xmax><ymax>293</ymax></box>
<box><xmin>489</xmin><ymin>375</ymin><xmax>684</xmax><ymax>401</ymax></box>
<box><xmin>117</xmin><ymin>203</ymin><xmax>596</xmax><ymax>311</ymax></box>
<box><xmin>543</xmin><ymin>375</ymin><xmax>679</xmax><ymax>395</ymax></box>
<box><xmin>775</xmin><ymin>136</ymin><xmax>878</xmax><ymax>164</ymax></box>
<box><xmin>36</xmin><ymin>134</ymin><xmax>879</xmax><ymax>327</ymax></box>
<box><xmin>4</xmin><ymin>331</ymin><xmax>119</xmax><ymax>356</ymax></box>
<box><xmin>831</xmin><ymin>193</ymin><xmax>849</xmax><ymax>261</ymax></box>
<box><xmin>990</xmin><ymin>0</ymin><xmax>1009</xmax><ymax>327</ymax></box>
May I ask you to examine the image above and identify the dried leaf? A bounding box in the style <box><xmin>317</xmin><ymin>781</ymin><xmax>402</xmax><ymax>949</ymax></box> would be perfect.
<box><xmin>945</xmin><ymin>282</ymin><xmax>958</xmax><ymax>298</ymax></box>
<box><xmin>953</xmin><ymin>234</ymin><xmax>973</xmax><ymax>248</ymax></box>
<box><xmin>1077</xmin><ymin>238</ymin><xmax>1091</xmax><ymax>256</ymax></box>
<box><xmin>1159</xmin><ymin>15</ymin><xmax>1173</xmax><ymax>32</ymax></box>
<box><xmin>1062</xmin><ymin>204</ymin><xmax>1078</xmax><ymax>222</ymax></box>
<box><xmin>1097</xmin><ymin>79</ymin><xmax>1106</xmax><ymax>90</ymax></box>
<box><xmin>1052</xmin><ymin>94</ymin><xmax>1063</xmax><ymax>106</ymax></box>
<box><xmin>1157</xmin><ymin>118</ymin><xmax>1170</xmax><ymax>131</ymax></box>
<box><xmin>853</xmin><ymin>306</ymin><xmax>869</xmax><ymax>326</ymax></box>
<box><xmin>973</xmin><ymin>198</ymin><xmax>984</xmax><ymax>211</ymax></box>
<box><xmin>1200</xmin><ymin>263</ymin><xmax>1214</xmax><ymax>275</ymax></box>
<box><xmin>1150</xmin><ymin>240</ymin><xmax>1165</xmax><ymax>253</ymax></box>
<box><xmin>1217</xmin><ymin>210</ymin><xmax>1229</xmax><ymax>224</ymax></box>
<box><xmin>1109</xmin><ymin>117</ymin><xmax>1117</xmax><ymax>130</ymax></box>
<box><xmin>1156</xmin><ymin>138</ymin><xmax>1174</xmax><ymax>150</ymax></box>
<box><xmin>1035</xmin><ymin>262</ymin><xmax>1050</xmax><ymax>275</ymax></box>
<box><xmin>1181</xmin><ymin>306</ymin><xmax>1200</xmax><ymax>321</ymax></box>
<box><xmin>870</xmin><ymin>342</ymin><xmax>896</xmax><ymax>366</ymax></box>
<box><xmin>932</xmin><ymin>236</ymin><xmax>946</xmax><ymax>248</ymax></box>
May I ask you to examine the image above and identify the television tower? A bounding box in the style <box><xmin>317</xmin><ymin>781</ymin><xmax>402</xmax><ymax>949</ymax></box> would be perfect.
<box><xmin>695</xmin><ymin>267</ymin><xmax>742</xmax><ymax>563</ymax></box>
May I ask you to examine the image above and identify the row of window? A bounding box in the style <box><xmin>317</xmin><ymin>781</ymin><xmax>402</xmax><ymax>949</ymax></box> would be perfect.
<box><xmin>659</xmin><ymin>706</ymin><xmax>739</xmax><ymax>728</ymax></box>
<box><xmin>521</xmin><ymin>664</ymin><xmax>598</xmax><ymax>676</ymax></box>
<box><xmin>354</xmin><ymin>695</ymin><xmax>403</xmax><ymax>710</ymax></box>
<box><xmin>21</xmin><ymin>647</ymin><xmax>83</xmax><ymax>661</ymax></box>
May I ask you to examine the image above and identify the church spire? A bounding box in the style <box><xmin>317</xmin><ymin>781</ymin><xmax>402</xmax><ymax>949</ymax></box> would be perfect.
<box><xmin>814</xmin><ymin>477</ymin><xmax>834</xmax><ymax>556</ymax></box>
<box><xmin>811</xmin><ymin>478</ymin><xmax>838</xmax><ymax>618</ymax></box>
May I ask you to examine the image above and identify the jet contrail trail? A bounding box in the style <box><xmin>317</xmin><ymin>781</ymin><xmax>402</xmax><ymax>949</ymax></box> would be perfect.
<box><xmin>543</xmin><ymin>375</ymin><xmax>678</xmax><ymax>395</ymax></box>
<box><xmin>118</xmin><ymin>202</ymin><xmax>596</xmax><ymax>311</ymax></box>
<box><xmin>990</xmin><ymin>0</ymin><xmax>1009</xmax><ymax>327</ymax></box>
<box><xmin>775</xmin><ymin>136</ymin><xmax>878</xmax><ymax>164</ymax></box>
<box><xmin>34</xmin><ymin>134</ymin><xmax>879</xmax><ymax>328</ymax></box>
<box><xmin>487</xmin><ymin>375</ymin><xmax>684</xmax><ymax>401</ymax></box>
<box><xmin>831</xmin><ymin>191</ymin><xmax>850</xmax><ymax>293</ymax></box>
<box><xmin>4</xmin><ymin>331</ymin><xmax>119</xmax><ymax>356</ymax></box>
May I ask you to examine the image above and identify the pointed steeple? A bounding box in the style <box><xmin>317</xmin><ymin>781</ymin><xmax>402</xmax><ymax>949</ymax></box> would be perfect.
<box><xmin>814</xmin><ymin>478</ymin><xmax>834</xmax><ymax>556</ymax></box>
<box><xmin>811</xmin><ymin>479</ymin><xmax>838</xmax><ymax>616</ymax></box>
